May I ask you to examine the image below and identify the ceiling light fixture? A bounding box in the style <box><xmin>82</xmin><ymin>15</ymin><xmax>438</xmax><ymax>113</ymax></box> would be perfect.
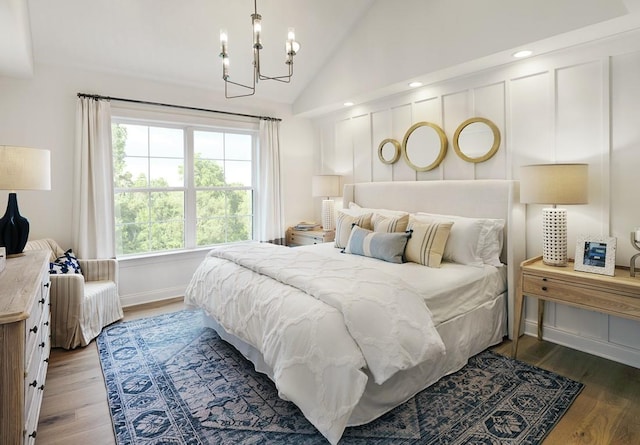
<box><xmin>512</xmin><ymin>50</ymin><xmax>533</xmax><ymax>58</ymax></box>
<box><xmin>343</xmin><ymin>101</ymin><xmax>354</xmax><ymax>107</ymax></box>
<box><xmin>220</xmin><ymin>0</ymin><xmax>300</xmax><ymax>99</ymax></box>
<box><xmin>408</xmin><ymin>81</ymin><xmax>423</xmax><ymax>88</ymax></box>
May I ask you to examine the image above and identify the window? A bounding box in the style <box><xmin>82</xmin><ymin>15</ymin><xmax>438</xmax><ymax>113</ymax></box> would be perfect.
<box><xmin>112</xmin><ymin>118</ymin><xmax>256</xmax><ymax>256</ymax></box>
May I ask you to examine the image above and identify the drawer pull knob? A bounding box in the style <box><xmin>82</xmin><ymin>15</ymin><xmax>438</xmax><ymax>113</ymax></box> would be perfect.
<box><xmin>44</xmin><ymin>282</ymin><xmax>50</xmax><ymax>288</ymax></box>
<box><xmin>39</xmin><ymin>341</ymin><xmax>46</xmax><ymax>348</ymax></box>
<box><xmin>39</xmin><ymin>384</ymin><xmax>45</xmax><ymax>391</ymax></box>
<box><xmin>29</xmin><ymin>380</ymin><xmax>37</xmax><ymax>388</ymax></box>
<box><xmin>44</xmin><ymin>321</ymin><xmax>49</xmax><ymax>326</ymax></box>
<box><xmin>44</xmin><ymin>357</ymin><xmax>49</xmax><ymax>363</ymax></box>
<box><xmin>29</xmin><ymin>326</ymin><xmax>38</xmax><ymax>334</ymax></box>
<box><xmin>542</xmin><ymin>278</ymin><xmax>548</xmax><ymax>282</ymax></box>
<box><xmin>541</xmin><ymin>286</ymin><xmax>548</xmax><ymax>291</ymax></box>
<box><xmin>38</xmin><ymin>297</ymin><xmax>45</xmax><ymax>304</ymax></box>
<box><xmin>29</xmin><ymin>431</ymin><xmax>37</xmax><ymax>439</ymax></box>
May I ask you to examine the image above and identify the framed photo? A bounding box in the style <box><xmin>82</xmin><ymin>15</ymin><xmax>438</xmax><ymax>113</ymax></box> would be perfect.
<box><xmin>574</xmin><ymin>235</ymin><xmax>616</xmax><ymax>276</ymax></box>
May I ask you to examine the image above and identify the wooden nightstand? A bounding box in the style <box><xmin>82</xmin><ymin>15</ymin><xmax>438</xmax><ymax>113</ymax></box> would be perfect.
<box><xmin>286</xmin><ymin>228</ymin><xmax>335</xmax><ymax>247</ymax></box>
<box><xmin>512</xmin><ymin>256</ymin><xmax>640</xmax><ymax>358</ymax></box>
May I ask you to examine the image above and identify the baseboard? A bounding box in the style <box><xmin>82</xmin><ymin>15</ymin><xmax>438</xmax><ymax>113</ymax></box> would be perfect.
<box><xmin>524</xmin><ymin>320</ymin><xmax>640</xmax><ymax>369</ymax></box>
<box><xmin>120</xmin><ymin>285</ymin><xmax>186</xmax><ymax>308</ymax></box>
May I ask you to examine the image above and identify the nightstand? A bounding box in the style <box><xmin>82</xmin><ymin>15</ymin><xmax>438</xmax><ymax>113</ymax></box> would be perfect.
<box><xmin>512</xmin><ymin>256</ymin><xmax>640</xmax><ymax>358</ymax></box>
<box><xmin>286</xmin><ymin>228</ymin><xmax>335</xmax><ymax>247</ymax></box>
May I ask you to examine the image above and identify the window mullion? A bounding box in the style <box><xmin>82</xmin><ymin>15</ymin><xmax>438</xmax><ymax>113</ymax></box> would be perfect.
<box><xmin>185</xmin><ymin>127</ymin><xmax>196</xmax><ymax>248</ymax></box>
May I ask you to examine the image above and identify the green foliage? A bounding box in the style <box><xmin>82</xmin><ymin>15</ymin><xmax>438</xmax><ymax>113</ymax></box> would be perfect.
<box><xmin>112</xmin><ymin>123</ymin><xmax>253</xmax><ymax>255</ymax></box>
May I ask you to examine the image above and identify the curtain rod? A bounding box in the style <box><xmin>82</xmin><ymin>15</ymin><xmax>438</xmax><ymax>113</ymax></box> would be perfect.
<box><xmin>76</xmin><ymin>93</ymin><xmax>282</xmax><ymax>122</ymax></box>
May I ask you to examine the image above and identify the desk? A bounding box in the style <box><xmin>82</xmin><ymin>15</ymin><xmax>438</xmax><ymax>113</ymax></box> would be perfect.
<box><xmin>512</xmin><ymin>256</ymin><xmax>640</xmax><ymax>358</ymax></box>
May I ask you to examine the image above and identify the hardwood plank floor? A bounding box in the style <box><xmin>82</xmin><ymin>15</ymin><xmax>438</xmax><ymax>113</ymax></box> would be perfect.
<box><xmin>37</xmin><ymin>298</ymin><xmax>640</xmax><ymax>444</ymax></box>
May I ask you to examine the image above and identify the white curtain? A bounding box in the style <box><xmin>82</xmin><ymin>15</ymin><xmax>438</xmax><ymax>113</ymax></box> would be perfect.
<box><xmin>258</xmin><ymin>119</ymin><xmax>285</xmax><ymax>244</ymax></box>
<box><xmin>72</xmin><ymin>97</ymin><xmax>116</xmax><ymax>258</ymax></box>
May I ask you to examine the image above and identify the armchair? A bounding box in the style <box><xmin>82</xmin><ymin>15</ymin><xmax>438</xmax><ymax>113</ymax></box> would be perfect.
<box><xmin>25</xmin><ymin>239</ymin><xmax>124</xmax><ymax>349</ymax></box>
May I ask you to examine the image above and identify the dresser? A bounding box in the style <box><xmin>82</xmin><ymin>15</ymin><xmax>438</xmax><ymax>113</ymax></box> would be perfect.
<box><xmin>512</xmin><ymin>256</ymin><xmax>640</xmax><ymax>358</ymax></box>
<box><xmin>0</xmin><ymin>251</ymin><xmax>51</xmax><ymax>444</ymax></box>
<box><xmin>286</xmin><ymin>228</ymin><xmax>335</xmax><ymax>247</ymax></box>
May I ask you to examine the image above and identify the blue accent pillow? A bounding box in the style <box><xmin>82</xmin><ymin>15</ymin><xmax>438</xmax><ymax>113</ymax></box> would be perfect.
<box><xmin>344</xmin><ymin>225</ymin><xmax>410</xmax><ymax>263</ymax></box>
<box><xmin>49</xmin><ymin>249</ymin><xmax>83</xmax><ymax>275</ymax></box>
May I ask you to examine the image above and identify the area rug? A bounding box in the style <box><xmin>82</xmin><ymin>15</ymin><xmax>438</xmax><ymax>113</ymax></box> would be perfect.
<box><xmin>97</xmin><ymin>310</ymin><xmax>583</xmax><ymax>444</ymax></box>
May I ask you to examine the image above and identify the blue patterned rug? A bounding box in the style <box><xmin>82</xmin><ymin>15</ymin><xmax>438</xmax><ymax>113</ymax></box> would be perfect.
<box><xmin>97</xmin><ymin>310</ymin><xmax>582</xmax><ymax>444</ymax></box>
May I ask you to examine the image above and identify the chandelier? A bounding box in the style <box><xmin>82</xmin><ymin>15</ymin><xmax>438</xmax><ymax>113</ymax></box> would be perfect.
<box><xmin>219</xmin><ymin>0</ymin><xmax>301</xmax><ymax>98</ymax></box>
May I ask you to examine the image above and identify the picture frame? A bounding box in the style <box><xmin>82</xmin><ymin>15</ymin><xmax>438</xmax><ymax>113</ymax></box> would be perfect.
<box><xmin>574</xmin><ymin>235</ymin><xmax>617</xmax><ymax>276</ymax></box>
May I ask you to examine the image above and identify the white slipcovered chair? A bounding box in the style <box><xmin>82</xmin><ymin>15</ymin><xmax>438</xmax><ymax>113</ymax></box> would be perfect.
<box><xmin>25</xmin><ymin>239</ymin><xmax>124</xmax><ymax>349</ymax></box>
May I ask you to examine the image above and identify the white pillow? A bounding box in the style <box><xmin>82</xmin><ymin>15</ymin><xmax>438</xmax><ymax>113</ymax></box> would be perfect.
<box><xmin>348</xmin><ymin>202</ymin><xmax>409</xmax><ymax>218</ymax></box>
<box><xmin>412</xmin><ymin>213</ymin><xmax>505</xmax><ymax>267</ymax></box>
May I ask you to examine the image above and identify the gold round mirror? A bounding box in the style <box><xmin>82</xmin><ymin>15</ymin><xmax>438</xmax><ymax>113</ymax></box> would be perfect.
<box><xmin>453</xmin><ymin>117</ymin><xmax>501</xmax><ymax>163</ymax></box>
<box><xmin>401</xmin><ymin>122</ymin><xmax>448</xmax><ymax>171</ymax></box>
<box><xmin>378</xmin><ymin>138</ymin><xmax>401</xmax><ymax>165</ymax></box>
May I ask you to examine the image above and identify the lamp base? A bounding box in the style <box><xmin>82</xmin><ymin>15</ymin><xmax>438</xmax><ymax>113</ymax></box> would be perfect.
<box><xmin>542</xmin><ymin>207</ymin><xmax>567</xmax><ymax>266</ymax></box>
<box><xmin>321</xmin><ymin>199</ymin><xmax>336</xmax><ymax>231</ymax></box>
<box><xmin>0</xmin><ymin>193</ymin><xmax>30</xmax><ymax>256</ymax></box>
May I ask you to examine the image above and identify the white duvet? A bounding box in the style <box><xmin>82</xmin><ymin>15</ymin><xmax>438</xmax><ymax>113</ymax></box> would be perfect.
<box><xmin>185</xmin><ymin>242</ymin><xmax>446</xmax><ymax>444</ymax></box>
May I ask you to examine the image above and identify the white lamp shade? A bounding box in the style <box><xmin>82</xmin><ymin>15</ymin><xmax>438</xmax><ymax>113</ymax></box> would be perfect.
<box><xmin>0</xmin><ymin>146</ymin><xmax>51</xmax><ymax>191</ymax></box>
<box><xmin>520</xmin><ymin>163</ymin><xmax>588</xmax><ymax>205</ymax></box>
<box><xmin>312</xmin><ymin>175</ymin><xmax>341</xmax><ymax>198</ymax></box>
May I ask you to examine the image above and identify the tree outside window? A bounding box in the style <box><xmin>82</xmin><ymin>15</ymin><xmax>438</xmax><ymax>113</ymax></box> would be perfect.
<box><xmin>112</xmin><ymin>121</ymin><xmax>254</xmax><ymax>256</ymax></box>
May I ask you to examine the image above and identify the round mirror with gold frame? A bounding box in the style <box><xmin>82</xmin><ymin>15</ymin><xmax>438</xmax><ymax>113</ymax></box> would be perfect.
<box><xmin>378</xmin><ymin>138</ymin><xmax>401</xmax><ymax>165</ymax></box>
<box><xmin>453</xmin><ymin>117</ymin><xmax>501</xmax><ymax>163</ymax></box>
<box><xmin>401</xmin><ymin>122</ymin><xmax>448</xmax><ymax>172</ymax></box>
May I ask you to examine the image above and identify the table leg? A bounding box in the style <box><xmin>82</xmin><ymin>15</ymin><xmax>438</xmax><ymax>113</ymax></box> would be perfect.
<box><xmin>512</xmin><ymin>287</ymin><xmax>525</xmax><ymax>358</ymax></box>
<box><xmin>537</xmin><ymin>299</ymin><xmax>544</xmax><ymax>340</ymax></box>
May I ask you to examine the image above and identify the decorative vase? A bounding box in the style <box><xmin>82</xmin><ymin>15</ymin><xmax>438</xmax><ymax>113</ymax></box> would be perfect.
<box><xmin>0</xmin><ymin>193</ymin><xmax>30</xmax><ymax>256</ymax></box>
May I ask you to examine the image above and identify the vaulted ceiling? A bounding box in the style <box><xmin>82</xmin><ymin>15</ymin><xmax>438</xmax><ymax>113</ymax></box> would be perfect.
<box><xmin>2</xmin><ymin>0</ymin><xmax>640</xmax><ymax>116</ymax></box>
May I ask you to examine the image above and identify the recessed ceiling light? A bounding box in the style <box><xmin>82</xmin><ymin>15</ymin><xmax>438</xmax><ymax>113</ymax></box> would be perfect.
<box><xmin>408</xmin><ymin>81</ymin><xmax>423</xmax><ymax>88</ymax></box>
<box><xmin>343</xmin><ymin>101</ymin><xmax>354</xmax><ymax>107</ymax></box>
<box><xmin>513</xmin><ymin>50</ymin><xmax>533</xmax><ymax>58</ymax></box>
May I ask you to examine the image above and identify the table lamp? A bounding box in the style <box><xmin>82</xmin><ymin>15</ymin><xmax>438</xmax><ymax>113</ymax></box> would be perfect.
<box><xmin>312</xmin><ymin>175</ymin><xmax>341</xmax><ymax>231</ymax></box>
<box><xmin>0</xmin><ymin>146</ymin><xmax>51</xmax><ymax>257</ymax></box>
<box><xmin>520</xmin><ymin>163</ymin><xmax>588</xmax><ymax>266</ymax></box>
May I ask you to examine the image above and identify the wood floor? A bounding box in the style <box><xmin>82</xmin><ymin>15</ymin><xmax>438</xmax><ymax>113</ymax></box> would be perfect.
<box><xmin>37</xmin><ymin>298</ymin><xmax>640</xmax><ymax>445</ymax></box>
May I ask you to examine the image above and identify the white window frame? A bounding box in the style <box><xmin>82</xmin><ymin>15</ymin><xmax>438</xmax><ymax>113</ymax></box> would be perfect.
<box><xmin>111</xmin><ymin>106</ymin><xmax>259</xmax><ymax>258</ymax></box>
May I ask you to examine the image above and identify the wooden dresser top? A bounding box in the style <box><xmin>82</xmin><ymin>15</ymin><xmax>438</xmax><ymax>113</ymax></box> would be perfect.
<box><xmin>0</xmin><ymin>250</ymin><xmax>49</xmax><ymax>324</ymax></box>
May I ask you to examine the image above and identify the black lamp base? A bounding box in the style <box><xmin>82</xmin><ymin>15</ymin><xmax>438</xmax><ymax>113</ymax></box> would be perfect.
<box><xmin>0</xmin><ymin>193</ymin><xmax>30</xmax><ymax>256</ymax></box>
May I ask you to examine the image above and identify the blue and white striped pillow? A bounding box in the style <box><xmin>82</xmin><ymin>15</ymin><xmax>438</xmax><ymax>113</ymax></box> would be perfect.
<box><xmin>344</xmin><ymin>225</ymin><xmax>410</xmax><ymax>263</ymax></box>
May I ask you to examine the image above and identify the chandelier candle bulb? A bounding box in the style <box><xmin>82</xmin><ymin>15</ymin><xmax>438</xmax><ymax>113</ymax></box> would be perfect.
<box><xmin>253</xmin><ymin>16</ymin><xmax>262</xmax><ymax>48</ymax></box>
<box><xmin>220</xmin><ymin>30</ymin><xmax>228</xmax><ymax>48</ymax></box>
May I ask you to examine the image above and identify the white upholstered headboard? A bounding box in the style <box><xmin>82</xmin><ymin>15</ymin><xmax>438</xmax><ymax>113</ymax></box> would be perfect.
<box><xmin>343</xmin><ymin>180</ymin><xmax>526</xmax><ymax>339</ymax></box>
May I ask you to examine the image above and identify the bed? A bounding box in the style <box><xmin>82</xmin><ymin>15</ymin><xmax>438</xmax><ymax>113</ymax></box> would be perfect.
<box><xmin>185</xmin><ymin>179</ymin><xmax>526</xmax><ymax>444</ymax></box>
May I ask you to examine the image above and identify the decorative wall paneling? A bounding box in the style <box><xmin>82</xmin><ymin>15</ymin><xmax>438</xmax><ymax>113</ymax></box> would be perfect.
<box><xmin>609</xmin><ymin>50</ymin><xmax>640</xmax><ymax>354</ymax></box>
<box><xmin>313</xmin><ymin>38</ymin><xmax>640</xmax><ymax>368</ymax></box>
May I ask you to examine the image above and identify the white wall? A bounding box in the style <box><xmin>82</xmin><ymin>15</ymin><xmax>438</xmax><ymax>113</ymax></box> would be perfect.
<box><xmin>311</xmin><ymin>30</ymin><xmax>640</xmax><ymax>368</ymax></box>
<box><xmin>294</xmin><ymin>0</ymin><xmax>631</xmax><ymax>115</ymax></box>
<box><xmin>0</xmin><ymin>63</ymin><xmax>315</xmax><ymax>306</ymax></box>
